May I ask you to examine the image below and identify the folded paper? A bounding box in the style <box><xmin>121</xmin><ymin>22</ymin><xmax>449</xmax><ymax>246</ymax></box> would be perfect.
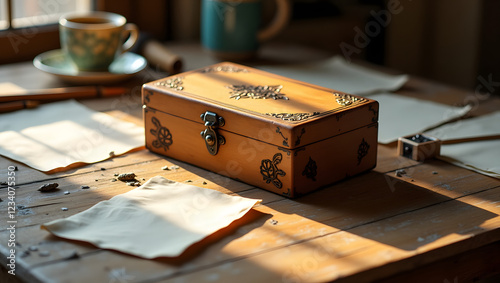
<box><xmin>42</xmin><ymin>176</ymin><xmax>262</xmax><ymax>258</ymax></box>
<box><xmin>0</xmin><ymin>100</ymin><xmax>144</xmax><ymax>172</ymax></box>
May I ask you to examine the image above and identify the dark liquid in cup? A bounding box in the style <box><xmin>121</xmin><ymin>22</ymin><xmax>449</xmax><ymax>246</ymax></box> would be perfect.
<box><xmin>68</xmin><ymin>17</ymin><xmax>111</xmax><ymax>24</ymax></box>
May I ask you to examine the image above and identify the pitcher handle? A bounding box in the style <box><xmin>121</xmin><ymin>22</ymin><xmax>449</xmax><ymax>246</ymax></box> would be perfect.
<box><xmin>257</xmin><ymin>0</ymin><xmax>291</xmax><ymax>42</ymax></box>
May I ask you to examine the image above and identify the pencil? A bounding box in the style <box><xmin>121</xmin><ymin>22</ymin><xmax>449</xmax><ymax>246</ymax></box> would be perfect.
<box><xmin>0</xmin><ymin>86</ymin><xmax>127</xmax><ymax>103</ymax></box>
<box><xmin>0</xmin><ymin>100</ymin><xmax>40</xmax><ymax>113</ymax></box>
<box><xmin>441</xmin><ymin>134</ymin><xmax>500</xmax><ymax>144</ymax></box>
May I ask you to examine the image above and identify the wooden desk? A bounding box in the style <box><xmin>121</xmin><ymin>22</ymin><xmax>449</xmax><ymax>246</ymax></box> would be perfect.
<box><xmin>1</xmin><ymin>43</ymin><xmax>500</xmax><ymax>283</ymax></box>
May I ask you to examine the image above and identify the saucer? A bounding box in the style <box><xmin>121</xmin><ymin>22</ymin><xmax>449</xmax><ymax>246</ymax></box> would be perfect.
<box><xmin>33</xmin><ymin>49</ymin><xmax>147</xmax><ymax>85</ymax></box>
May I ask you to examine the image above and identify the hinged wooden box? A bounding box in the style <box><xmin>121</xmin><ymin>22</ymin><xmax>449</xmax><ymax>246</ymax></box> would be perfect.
<box><xmin>142</xmin><ymin>62</ymin><xmax>379</xmax><ymax>198</ymax></box>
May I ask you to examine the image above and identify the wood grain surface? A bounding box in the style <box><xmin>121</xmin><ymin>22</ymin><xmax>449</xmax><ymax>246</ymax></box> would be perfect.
<box><xmin>1</xmin><ymin>43</ymin><xmax>499</xmax><ymax>282</ymax></box>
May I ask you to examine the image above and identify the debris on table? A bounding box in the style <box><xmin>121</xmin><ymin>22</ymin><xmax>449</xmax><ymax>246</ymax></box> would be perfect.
<box><xmin>81</xmin><ymin>185</ymin><xmax>90</xmax><ymax>189</ymax></box>
<box><xmin>61</xmin><ymin>207</ymin><xmax>68</xmax><ymax>211</ymax></box>
<box><xmin>395</xmin><ymin>169</ymin><xmax>407</xmax><ymax>177</ymax></box>
<box><xmin>64</xmin><ymin>250</ymin><xmax>80</xmax><ymax>260</ymax></box>
<box><xmin>108</xmin><ymin>268</ymin><xmax>134</xmax><ymax>282</ymax></box>
<box><xmin>117</xmin><ymin>173</ymin><xmax>136</xmax><ymax>181</ymax></box>
<box><xmin>162</xmin><ymin>165</ymin><xmax>180</xmax><ymax>171</ymax></box>
<box><xmin>38</xmin><ymin>183</ymin><xmax>59</xmax><ymax>192</ymax></box>
<box><xmin>64</xmin><ymin>191</ymin><xmax>70</xmax><ymax>195</ymax></box>
<box><xmin>16</xmin><ymin>205</ymin><xmax>33</xmax><ymax>215</ymax></box>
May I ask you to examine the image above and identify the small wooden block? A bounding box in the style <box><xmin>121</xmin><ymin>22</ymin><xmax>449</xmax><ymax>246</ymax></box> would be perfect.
<box><xmin>398</xmin><ymin>134</ymin><xmax>441</xmax><ymax>161</ymax></box>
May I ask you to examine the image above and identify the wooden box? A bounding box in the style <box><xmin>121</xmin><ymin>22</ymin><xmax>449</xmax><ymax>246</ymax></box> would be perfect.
<box><xmin>142</xmin><ymin>62</ymin><xmax>379</xmax><ymax>198</ymax></box>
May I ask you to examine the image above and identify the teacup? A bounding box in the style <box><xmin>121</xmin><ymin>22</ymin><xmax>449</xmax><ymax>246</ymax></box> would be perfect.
<box><xmin>59</xmin><ymin>12</ymin><xmax>139</xmax><ymax>71</ymax></box>
<box><xmin>201</xmin><ymin>0</ymin><xmax>291</xmax><ymax>60</ymax></box>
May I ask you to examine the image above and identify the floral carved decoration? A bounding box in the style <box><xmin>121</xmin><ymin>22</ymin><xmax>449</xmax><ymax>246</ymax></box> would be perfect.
<box><xmin>357</xmin><ymin>138</ymin><xmax>370</xmax><ymax>165</ymax></box>
<box><xmin>150</xmin><ymin>117</ymin><xmax>173</xmax><ymax>151</ymax></box>
<box><xmin>260</xmin><ymin>153</ymin><xmax>286</xmax><ymax>189</ymax></box>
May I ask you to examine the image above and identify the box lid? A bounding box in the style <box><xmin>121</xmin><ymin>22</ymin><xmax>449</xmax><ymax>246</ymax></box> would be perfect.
<box><xmin>142</xmin><ymin>62</ymin><xmax>379</xmax><ymax>149</ymax></box>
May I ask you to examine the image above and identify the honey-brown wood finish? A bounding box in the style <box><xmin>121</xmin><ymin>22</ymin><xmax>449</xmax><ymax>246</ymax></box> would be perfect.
<box><xmin>142</xmin><ymin>62</ymin><xmax>379</xmax><ymax>197</ymax></box>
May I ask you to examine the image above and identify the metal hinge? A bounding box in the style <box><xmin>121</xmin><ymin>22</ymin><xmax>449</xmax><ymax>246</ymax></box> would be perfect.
<box><xmin>200</xmin><ymin>111</ymin><xmax>226</xmax><ymax>155</ymax></box>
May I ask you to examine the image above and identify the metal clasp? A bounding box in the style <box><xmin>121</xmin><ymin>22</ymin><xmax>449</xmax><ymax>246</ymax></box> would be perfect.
<box><xmin>200</xmin><ymin>111</ymin><xmax>225</xmax><ymax>155</ymax></box>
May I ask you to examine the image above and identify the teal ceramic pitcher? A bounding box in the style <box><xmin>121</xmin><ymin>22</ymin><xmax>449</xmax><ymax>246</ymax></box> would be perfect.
<box><xmin>201</xmin><ymin>0</ymin><xmax>291</xmax><ymax>60</ymax></box>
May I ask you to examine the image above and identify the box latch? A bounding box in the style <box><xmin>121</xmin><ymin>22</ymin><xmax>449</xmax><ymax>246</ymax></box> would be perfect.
<box><xmin>200</xmin><ymin>111</ymin><xmax>226</xmax><ymax>155</ymax></box>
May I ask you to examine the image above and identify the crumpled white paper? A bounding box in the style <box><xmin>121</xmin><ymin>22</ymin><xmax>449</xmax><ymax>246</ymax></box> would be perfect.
<box><xmin>42</xmin><ymin>176</ymin><xmax>262</xmax><ymax>258</ymax></box>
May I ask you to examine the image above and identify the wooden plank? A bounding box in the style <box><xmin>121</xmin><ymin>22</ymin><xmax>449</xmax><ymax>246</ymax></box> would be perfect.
<box><xmin>2</xmin><ymin>159</ymin><xmax>264</xmax><ymax>282</ymax></box>
<box><xmin>16</xmin><ymin>183</ymin><xmax>500</xmax><ymax>283</ymax></box>
<box><xmin>0</xmin><ymin>157</ymin><xmax>260</xmax><ymax>229</ymax></box>
<box><xmin>372</xmin><ymin>144</ymin><xmax>420</xmax><ymax>173</ymax></box>
<box><xmin>4</xmin><ymin>160</ymin><xmax>497</xmax><ymax>282</ymax></box>
<box><xmin>2</xmin><ymin>115</ymin><xmax>499</xmax><ymax>282</ymax></box>
<box><xmin>3</xmin><ymin>154</ymin><xmax>495</xmax><ymax>231</ymax></box>
<box><xmin>0</xmin><ymin>150</ymin><xmax>156</xmax><ymax>186</ymax></box>
<box><xmin>154</xmin><ymin>186</ymin><xmax>500</xmax><ymax>282</ymax></box>
<box><xmin>337</xmin><ymin>188</ymin><xmax>500</xmax><ymax>283</ymax></box>
<box><xmin>377</xmin><ymin>241</ymin><xmax>500</xmax><ymax>283</ymax></box>
<box><xmin>0</xmin><ymin>161</ymin><xmax>273</xmax><ymax>282</ymax></box>
<box><xmin>0</xmin><ymin>266</ymin><xmax>25</xmax><ymax>283</ymax></box>
<box><xmin>378</xmin><ymin>158</ymin><xmax>500</xmax><ymax>198</ymax></box>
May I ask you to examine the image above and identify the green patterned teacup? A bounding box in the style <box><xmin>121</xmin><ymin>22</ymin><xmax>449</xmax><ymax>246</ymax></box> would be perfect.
<box><xmin>59</xmin><ymin>12</ymin><xmax>139</xmax><ymax>71</ymax></box>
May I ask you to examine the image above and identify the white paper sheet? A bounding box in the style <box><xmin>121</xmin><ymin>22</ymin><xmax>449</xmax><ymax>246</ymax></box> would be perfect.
<box><xmin>0</xmin><ymin>82</ymin><xmax>26</xmax><ymax>93</ymax></box>
<box><xmin>260</xmin><ymin>56</ymin><xmax>408</xmax><ymax>95</ymax></box>
<box><xmin>424</xmin><ymin>111</ymin><xmax>500</xmax><ymax>178</ymax></box>
<box><xmin>0</xmin><ymin>100</ymin><xmax>144</xmax><ymax>172</ymax></box>
<box><xmin>42</xmin><ymin>176</ymin><xmax>262</xmax><ymax>258</ymax></box>
<box><xmin>367</xmin><ymin>93</ymin><xmax>472</xmax><ymax>144</ymax></box>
